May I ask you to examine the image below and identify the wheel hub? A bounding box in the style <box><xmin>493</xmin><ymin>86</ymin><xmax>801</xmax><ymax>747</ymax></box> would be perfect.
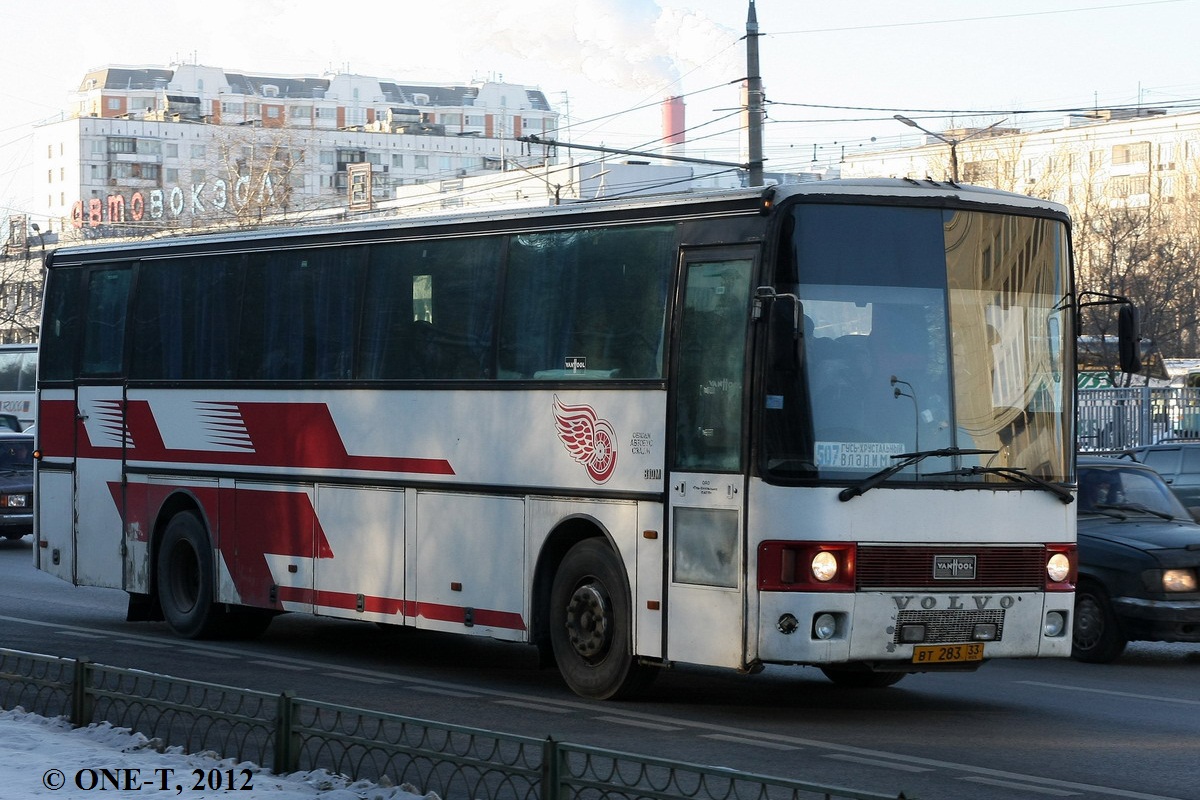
<box><xmin>565</xmin><ymin>584</ymin><xmax>611</xmax><ymax>660</ymax></box>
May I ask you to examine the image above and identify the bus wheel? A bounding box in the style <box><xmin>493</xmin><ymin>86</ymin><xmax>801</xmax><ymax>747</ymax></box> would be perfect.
<box><xmin>156</xmin><ymin>511</ymin><xmax>223</xmax><ymax>639</ymax></box>
<box><xmin>820</xmin><ymin>666</ymin><xmax>906</xmax><ymax>688</ymax></box>
<box><xmin>550</xmin><ymin>539</ymin><xmax>651</xmax><ymax>700</ymax></box>
<box><xmin>1072</xmin><ymin>583</ymin><xmax>1127</xmax><ymax>663</ymax></box>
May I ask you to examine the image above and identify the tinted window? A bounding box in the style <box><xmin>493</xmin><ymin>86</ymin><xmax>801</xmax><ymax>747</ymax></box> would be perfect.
<box><xmin>40</xmin><ymin>267</ymin><xmax>82</xmax><ymax>382</ymax></box>
<box><xmin>81</xmin><ymin>268</ymin><xmax>132</xmax><ymax>376</ymax></box>
<box><xmin>131</xmin><ymin>256</ymin><xmax>243</xmax><ymax>380</ymax></box>
<box><xmin>499</xmin><ymin>225</ymin><xmax>674</xmax><ymax>380</ymax></box>
<box><xmin>238</xmin><ymin>247</ymin><xmax>364</xmax><ymax>380</ymax></box>
<box><xmin>359</xmin><ymin>239</ymin><xmax>498</xmax><ymax>380</ymax></box>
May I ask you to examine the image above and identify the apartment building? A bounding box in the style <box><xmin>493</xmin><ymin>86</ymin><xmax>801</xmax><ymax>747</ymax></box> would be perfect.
<box><xmin>34</xmin><ymin>63</ymin><xmax>559</xmax><ymax>241</ymax></box>
<box><xmin>840</xmin><ymin>107</ymin><xmax>1200</xmax><ymax>209</ymax></box>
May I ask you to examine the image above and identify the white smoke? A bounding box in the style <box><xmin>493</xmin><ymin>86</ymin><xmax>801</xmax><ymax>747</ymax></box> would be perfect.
<box><xmin>457</xmin><ymin>0</ymin><xmax>740</xmax><ymax>94</ymax></box>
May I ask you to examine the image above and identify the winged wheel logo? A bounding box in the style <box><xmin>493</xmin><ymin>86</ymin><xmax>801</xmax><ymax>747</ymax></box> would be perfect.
<box><xmin>553</xmin><ymin>396</ymin><xmax>617</xmax><ymax>484</ymax></box>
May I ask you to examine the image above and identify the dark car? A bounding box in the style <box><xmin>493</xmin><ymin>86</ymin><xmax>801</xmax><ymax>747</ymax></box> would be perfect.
<box><xmin>1073</xmin><ymin>456</ymin><xmax>1200</xmax><ymax>662</ymax></box>
<box><xmin>1126</xmin><ymin>441</ymin><xmax>1200</xmax><ymax>511</ymax></box>
<box><xmin>0</xmin><ymin>431</ymin><xmax>33</xmax><ymax>540</ymax></box>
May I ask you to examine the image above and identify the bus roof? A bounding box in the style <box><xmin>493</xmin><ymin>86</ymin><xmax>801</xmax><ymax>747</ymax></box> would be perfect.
<box><xmin>47</xmin><ymin>178</ymin><xmax>1070</xmax><ymax>265</ymax></box>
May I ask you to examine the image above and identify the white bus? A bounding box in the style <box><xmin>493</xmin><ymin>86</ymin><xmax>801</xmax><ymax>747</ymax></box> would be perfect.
<box><xmin>36</xmin><ymin>180</ymin><xmax>1082</xmax><ymax>699</ymax></box>
<box><xmin>0</xmin><ymin>343</ymin><xmax>37</xmax><ymax>429</ymax></box>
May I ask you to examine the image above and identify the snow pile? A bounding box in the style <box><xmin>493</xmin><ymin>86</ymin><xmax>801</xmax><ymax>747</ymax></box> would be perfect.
<box><xmin>0</xmin><ymin>707</ymin><xmax>430</xmax><ymax>799</ymax></box>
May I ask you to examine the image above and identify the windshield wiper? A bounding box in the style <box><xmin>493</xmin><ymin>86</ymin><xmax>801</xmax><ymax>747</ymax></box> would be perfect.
<box><xmin>838</xmin><ymin>447</ymin><xmax>999</xmax><ymax>502</ymax></box>
<box><xmin>1094</xmin><ymin>502</ymin><xmax>1175</xmax><ymax>520</ymax></box>
<box><xmin>929</xmin><ymin>465</ymin><xmax>1074</xmax><ymax>505</ymax></box>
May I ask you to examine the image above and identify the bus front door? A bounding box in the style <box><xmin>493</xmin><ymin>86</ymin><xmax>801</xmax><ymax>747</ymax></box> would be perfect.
<box><xmin>666</xmin><ymin>251</ymin><xmax>754</xmax><ymax>669</ymax></box>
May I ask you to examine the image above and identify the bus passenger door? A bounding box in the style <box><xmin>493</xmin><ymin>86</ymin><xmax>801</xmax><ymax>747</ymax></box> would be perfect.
<box><xmin>74</xmin><ymin>266</ymin><xmax>134</xmax><ymax>590</ymax></box>
<box><xmin>666</xmin><ymin>251</ymin><xmax>755</xmax><ymax>669</ymax></box>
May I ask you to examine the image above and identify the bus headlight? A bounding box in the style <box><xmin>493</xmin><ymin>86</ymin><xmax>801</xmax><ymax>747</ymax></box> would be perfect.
<box><xmin>811</xmin><ymin>551</ymin><xmax>838</xmax><ymax>582</ymax></box>
<box><xmin>1046</xmin><ymin>553</ymin><xmax>1071</xmax><ymax>583</ymax></box>
<box><xmin>1162</xmin><ymin>569</ymin><xmax>1198</xmax><ymax>592</ymax></box>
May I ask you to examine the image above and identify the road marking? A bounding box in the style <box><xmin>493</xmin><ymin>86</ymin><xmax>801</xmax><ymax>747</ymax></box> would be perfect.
<box><xmin>249</xmin><ymin>659</ymin><xmax>309</xmax><ymax>672</ymax></box>
<box><xmin>495</xmin><ymin>699</ymin><xmax>573</xmax><ymax>714</ymax></box>
<box><xmin>823</xmin><ymin>754</ymin><xmax>932</xmax><ymax>773</ymax></box>
<box><xmin>962</xmin><ymin>776</ymin><xmax>1079</xmax><ymax>796</ymax></box>
<box><xmin>1018</xmin><ymin>680</ymin><xmax>1200</xmax><ymax>706</ymax></box>
<box><xmin>55</xmin><ymin>630</ymin><xmax>104</xmax><ymax>639</ymax></box>
<box><xmin>592</xmin><ymin>715</ymin><xmax>681</xmax><ymax>732</ymax></box>
<box><xmin>118</xmin><ymin>638</ymin><xmax>172</xmax><ymax>648</ymax></box>
<box><xmin>701</xmin><ymin>733</ymin><xmax>799</xmax><ymax>751</ymax></box>
<box><xmin>403</xmin><ymin>685</ymin><xmax>481</xmax><ymax>698</ymax></box>
<box><xmin>180</xmin><ymin>648</ymin><xmax>240</xmax><ymax>660</ymax></box>
<box><xmin>322</xmin><ymin>671</ymin><xmax>392</xmax><ymax>685</ymax></box>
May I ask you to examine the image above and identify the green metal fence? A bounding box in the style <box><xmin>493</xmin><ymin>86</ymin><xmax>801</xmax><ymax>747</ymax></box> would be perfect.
<box><xmin>0</xmin><ymin>648</ymin><xmax>910</xmax><ymax>800</ymax></box>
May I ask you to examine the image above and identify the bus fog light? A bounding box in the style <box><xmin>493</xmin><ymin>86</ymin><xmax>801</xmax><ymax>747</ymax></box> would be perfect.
<box><xmin>972</xmin><ymin>623</ymin><xmax>998</xmax><ymax>641</ymax></box>
<box><xmin>777</xmin><ymin>613</ymin><xmax>799</xmax><ymax>635</ymax></box>
<box><xmin>1044</xmin><ymin>611</ymin><xmax>1067</xmax><ymax>637</ymax></box>
<box><xmin>812</xmin><ymin>613</ymin><xmax>838</xmax><ymax>640</ymax></box>
<box><xmin>898</xmin><ymin>624</ymin><xmax>926</xmax><ymax>643</ymax></box>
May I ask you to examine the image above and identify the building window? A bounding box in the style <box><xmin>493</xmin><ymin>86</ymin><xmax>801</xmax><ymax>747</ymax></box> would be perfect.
<box><xmin>320</xmin><ymin>150</ymin><xmax>335</xmax><ymax>166</ymax></box>
<box><xmin>366</xmin><ymin>152</ymin><xmax>382</xmax><ymax>165</ymax></box>
<box><xmin>166</xmin><ymin>168</ymin><xmax>179</xmax><ymax>182</ymax></box>
<box><xmin>414</xmin><ymin>155</ymin><xmax>429</xmax><ymax>170</ymax></box>
<box><xmin>266</xmin><ymin>107</ymin><xmax>280</xmax><ymax>119</ymax></box>
<box><xmin>191</xmin><ymin>144</ymin><xmax>207</xmax><ymax>159</ymax></box>
<box><xmin>1112</xmin><ymin>142</ymin><xmax>1150</xmax><ymax>165</ymax></box>
<box><xmin>107</xmin><ymin>98</ymin><xmax>122</xmax><ymax>110</ymax></box>
<box><xmin>165</xmin><ymin>143</ymin><xmax>179</xmax><ymax>158</ymax></box>
<box><xmin>392</xmin><ymin>154</ymin><xmax>404</xmax><ymax>168</ymax></box>
<box><xmin>108</xmin><ymin>137</ymin><xmax>137</xmax><ymax>154</ymax></box>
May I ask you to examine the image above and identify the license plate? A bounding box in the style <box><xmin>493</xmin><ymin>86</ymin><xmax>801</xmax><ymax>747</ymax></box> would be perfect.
<box><xmin>911</xmin><ymin>643</ymin><xmax>985</xmax><ymax>664</ymax></box>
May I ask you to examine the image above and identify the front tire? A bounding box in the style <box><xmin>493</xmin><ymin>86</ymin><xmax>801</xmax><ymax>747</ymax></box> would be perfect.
<box><xmin>1072</xmin><ymin>583</ymin><xmax>1127</xmax><ymax>663</ymax></box>
<box><xmin>156</xmin><ymin>511</ymin><xmax>224</xmax><ymax>639</ymax></box>
<box><xmin>549</xmin><ymin>538</ymin><xmax>652</xmax><ymax>700</ymax></box>
<box><xmin>820</xmin><ymin>666</ymin><xmax>906</xmax><ymax>688</ymax></box>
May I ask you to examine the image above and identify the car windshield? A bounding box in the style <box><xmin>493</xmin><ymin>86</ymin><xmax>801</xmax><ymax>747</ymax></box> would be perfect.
<box><xmin>0</xmin><ymin>439</ymin><xmax>33</xmax><ymax>473</ymax></box>
<box><xmin>1078</xmin><ymin>465</ymin><xmax>1188</xmax><ymax>518</ymax></box>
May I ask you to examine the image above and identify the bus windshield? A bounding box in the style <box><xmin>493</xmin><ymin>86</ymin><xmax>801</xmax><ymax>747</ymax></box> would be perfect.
<box><xmin>764</xmin><ymin>203</ymin><xmax>1071</xmax><ymax>485</ymax></box>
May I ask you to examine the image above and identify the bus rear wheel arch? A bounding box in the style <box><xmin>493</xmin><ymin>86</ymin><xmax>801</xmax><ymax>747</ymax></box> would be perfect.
<box><xmin>548</xmin><ymin>537</ymin><xmax>653</xmax><ymax>700</ymax></box>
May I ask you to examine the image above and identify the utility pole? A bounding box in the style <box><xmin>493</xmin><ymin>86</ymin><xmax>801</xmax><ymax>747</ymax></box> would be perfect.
<box><xmin>745</xmin><ymin>0</ymin><xmax>764</xmax><ymax>187</ymax></box>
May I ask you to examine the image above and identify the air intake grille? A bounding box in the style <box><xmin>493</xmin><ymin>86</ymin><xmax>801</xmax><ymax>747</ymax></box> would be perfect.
<box><xmin>857</xmin><ymin>545</ymin><xmax>1045</xmax><ymax>590</ymax></box>
<box><xmin>894</xmin><ymin>609</ymin><xmax>1005</xmax><ymax>644</ymax></box>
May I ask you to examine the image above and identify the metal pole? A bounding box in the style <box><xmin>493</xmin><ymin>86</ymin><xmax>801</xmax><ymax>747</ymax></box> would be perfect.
<box><xmin>745</xmin><ymin>0</ymin><xmax>764</xmax><ymax>186</ymax></box>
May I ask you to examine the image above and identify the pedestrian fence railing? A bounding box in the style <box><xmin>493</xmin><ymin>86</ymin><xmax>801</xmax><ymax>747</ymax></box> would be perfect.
<box><xmin>1078</xmin><ymin>386</ymin><xmax>1200</xmax><ymax>452</ymax></box>
<box><xmin>0</xmin><ymin>648</ymin><xmax>910</xmax><ymax>800</ymax></box>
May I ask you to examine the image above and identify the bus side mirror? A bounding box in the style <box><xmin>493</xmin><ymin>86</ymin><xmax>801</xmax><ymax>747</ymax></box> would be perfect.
<box><xmin>766</xmin><ymin>294</ymin><xmax>802</xmax><ymax>373</ymax></box>
<box><xmin>1118</xmin><ymin>304</ymin><xmax>1141</xmax><ymax>374</ymax></box>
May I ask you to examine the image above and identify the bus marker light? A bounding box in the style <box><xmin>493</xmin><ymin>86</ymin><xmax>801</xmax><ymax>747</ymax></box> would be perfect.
<box><xmin>899</xmin><ymin>624</ymin><xmax>926</xmax><ymax>643</ymax></box>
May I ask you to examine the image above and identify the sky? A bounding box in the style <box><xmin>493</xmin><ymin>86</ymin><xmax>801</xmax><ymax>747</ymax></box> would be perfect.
<box><xmin>0</xmin><ymin>707</ymin><xmax>423</xmax><ymax>799</ymax></box>
<box><xmin>2</xmin><ymin>0</ymin><xmax>1199</xmax><ymax>227</ymax></box>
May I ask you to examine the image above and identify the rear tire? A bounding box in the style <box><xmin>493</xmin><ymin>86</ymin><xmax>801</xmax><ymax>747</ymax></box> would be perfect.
<box><xmin>156</xmin><ymin>511</ymin><xmax>224</xmax><ymax>639</ymax></box>
<box><xmin>1072</xmin><ymin>583</ymin><xmax>1127</xmax><ymax>663</ymax></box>
<box><xmin>549</xmin><ymin>538</ymin><xmax>653</xmax><ymax>700</ymax></box>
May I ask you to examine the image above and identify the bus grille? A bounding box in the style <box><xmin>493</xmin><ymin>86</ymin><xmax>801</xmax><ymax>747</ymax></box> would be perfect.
<box><xmin>894</xmin><ymin>609</ymin><xmax>1005</xmax><ymax>644</ymax></box>
<box><xmin>856</xmin><ymin>545</ymin><xmax>1046</xmax><ymax>590</ymax></box>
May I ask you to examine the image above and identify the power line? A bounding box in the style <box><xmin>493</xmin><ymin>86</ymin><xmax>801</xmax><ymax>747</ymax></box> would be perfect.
<box><xmin>768</xmin><ymin>0</ymin><xmax>1193</xmax><ymax>36</ymax></box>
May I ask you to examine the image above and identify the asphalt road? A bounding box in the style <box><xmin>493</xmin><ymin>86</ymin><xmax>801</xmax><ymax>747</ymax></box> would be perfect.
<box><xmin>1</xmin><ymin>536</ymin><xmax>1198</xmax><ymax>800</ymax></box>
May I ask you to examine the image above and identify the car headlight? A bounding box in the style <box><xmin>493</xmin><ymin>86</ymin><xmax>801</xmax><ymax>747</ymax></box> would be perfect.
<box><xmin>1162</xmin><ymin>569</ymin><xmax>1198</xmax><ymax>593</ymax></box>
<box><xmin>0</xmin><ymin>494</ymin><xmax>27</xmax><ymax>508</ymax></box>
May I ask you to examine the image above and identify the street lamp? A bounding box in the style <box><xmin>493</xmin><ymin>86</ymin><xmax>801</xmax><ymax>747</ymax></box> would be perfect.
<box><xmin>893</xmin><ymin>115</ymin><xmax>1007</xmax><ymax>183</ymax></box>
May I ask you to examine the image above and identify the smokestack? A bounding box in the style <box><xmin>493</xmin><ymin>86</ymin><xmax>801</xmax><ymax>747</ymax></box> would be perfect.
<box><xmin>662</xmin><ymin>95</ymin><xmax>685</xmax><ymax>158</ymax></box>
